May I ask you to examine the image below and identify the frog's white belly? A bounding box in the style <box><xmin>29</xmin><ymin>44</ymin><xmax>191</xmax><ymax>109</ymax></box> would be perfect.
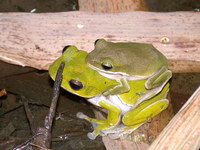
<box><xmin>88</xmin><ymin>95</ymin><xmax>132</xmax><ymax>114</ymax></box>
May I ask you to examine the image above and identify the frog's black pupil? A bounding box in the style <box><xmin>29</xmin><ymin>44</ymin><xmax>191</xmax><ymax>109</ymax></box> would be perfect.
<box><xmin>62</xmin><ymin>45</ymin><xmax>71</xmax><ymax>54</ymax></box>
<box><xmin>101</xmin><ymin>63</ymin><xmax>112</xmax><ymax>70</ymax></box>
<box><xmin>69</xmin><ymin>79</ymin><xmax>84</xmax><ymax>90</ymax></box>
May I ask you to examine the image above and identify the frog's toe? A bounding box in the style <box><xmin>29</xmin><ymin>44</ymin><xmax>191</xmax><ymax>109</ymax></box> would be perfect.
<box><xmin>76</xmin><ymin>112</ymin><xmax>87</xmax><ymax>119</ymax></box>
<box><xmin>87</xmin><ymin>132</ymin><xmax>97</xmax><ymax>140</ymax></box>
<box><xmin>90</xmin><ymin>122</ymin><xmax>98</xmax><ymax>129</ymax></box>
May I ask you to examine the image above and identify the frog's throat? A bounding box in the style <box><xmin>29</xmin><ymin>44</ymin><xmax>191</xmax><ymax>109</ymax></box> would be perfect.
<box><xmin>87</xmin><ymin>63</ymin><xmax>152</xmax><ymax>81</ymax></box>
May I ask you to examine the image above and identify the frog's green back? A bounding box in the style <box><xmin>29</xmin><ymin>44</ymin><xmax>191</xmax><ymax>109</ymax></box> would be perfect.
<box><xmin>86</xmin><ymin>39</ymin><xmax>168</xmax><ymax>77</ymax></box>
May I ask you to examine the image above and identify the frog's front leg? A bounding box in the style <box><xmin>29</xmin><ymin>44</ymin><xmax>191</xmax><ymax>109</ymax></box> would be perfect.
<box><xmin>103</xmin><ymin>78</ymin><xmax>130</xmax><ymax>96</ymax></box>
<box><xmin>77</xmin><ymin>100</ymin><xmax>121</xmax><ymax>140</ymax></box>
<box><xmin>132</xmin><ymin>67</ymin><xmax>171</xmax><ymax>110</ymax></box>
<box><xmin>145</xmin><ymin>66</ymin><xmax>172</xmax><ymax>90</ymax></box>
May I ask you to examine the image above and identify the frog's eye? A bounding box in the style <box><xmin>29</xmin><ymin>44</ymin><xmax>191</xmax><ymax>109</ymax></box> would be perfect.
<box><xmin>101</xmin><ymin>62</ymin><xmax>113</xmax><ymax>71</ymax></box>
<box><xmin>69</xmin><ymin>79</ymin><xmax>84</xmax><ymax>90</ymax></box>
<box><xmin>94</xmin><ymin>39</ymin><xmax>100</xmax><ymax>45</ymax></box>
<box><xmin>62</xmin><ymin>45</ymin><xmax>71</xmax><ymax>54</ymax></box>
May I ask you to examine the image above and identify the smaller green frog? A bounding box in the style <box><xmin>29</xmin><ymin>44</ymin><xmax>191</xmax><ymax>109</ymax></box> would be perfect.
<box><xmin>49</xmin><ymin>46</ymin><xmax>170</xmax><ymax>140</ymax></box>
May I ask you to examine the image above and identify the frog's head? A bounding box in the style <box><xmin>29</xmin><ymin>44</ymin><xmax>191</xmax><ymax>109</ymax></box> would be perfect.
<box><xmin>86</xmin><ymin>39</ymin><xmax>168</xmax><ymax>78</ymax></box>
<box><xmin>49</xmin><ymin>46</ymin><xmax>118</xmax><ymax>98</ymax></box>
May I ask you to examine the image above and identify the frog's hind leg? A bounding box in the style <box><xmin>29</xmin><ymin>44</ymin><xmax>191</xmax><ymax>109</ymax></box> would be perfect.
<box><xmin>123</xmin><ymin>98</ymin><xmax>169</xmax><ymax>127</ymax></box>
<box><xmin>105</xmin><ymin>98</ymin><xmax>169</xmax><ymax>139</ymax></box>
<box><xmin>104</xmin><ymin>79</ymin><xmax>170</xmax><ymax>139</ymax></box>
<box><xmin>77</xmin><ymin>100</ymin><xmax>121</xmax><ymax>140</ymax></box>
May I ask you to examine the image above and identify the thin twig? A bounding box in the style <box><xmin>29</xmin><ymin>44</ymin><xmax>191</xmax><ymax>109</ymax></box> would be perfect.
<box><xmin>45</xmin><ymin>62</ymin><xmax>65</xmax><ymax>131</ymax></box>
<box><xmin>0</xmin><ymin>104</ymin><xmax>23</xmax><ymax>117</ymax></box>
<box><xmin>13</xmin><ymin>62</ymin><xmax>65</xmax><ymax>150</ymax></box>
<box><xmin>22</xmin><ymin>97</ymin><xmax>37</xmax><ymax>133</ymax></box>
<box><xmin>33</xmin><ymin>62</ymin><xmax>65</xmax><ymax>148</ymax></box>
<box><xmin>12</xmin><ymin>132</ymin><xmax>42</xmax><ymax>150</ymax></box>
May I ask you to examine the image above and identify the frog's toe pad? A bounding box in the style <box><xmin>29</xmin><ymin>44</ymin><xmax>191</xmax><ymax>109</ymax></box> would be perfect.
<box><xmin>87</xmin><ymin>132</ymin><xmax>97</xmax><ymax>140</ymax></box>
<box><xmin>76</xmin><ymin>112</ymin><xmax>87</xmax><ymax>119</ymax></box>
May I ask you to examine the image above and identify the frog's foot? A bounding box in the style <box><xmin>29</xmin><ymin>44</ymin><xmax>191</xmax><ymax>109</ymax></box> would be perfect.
<box><xmin>87</xmin><ymin>132</ymin><xmax>98</xmax><ymax>140</ymax></box>
<box><xmin>105</xmin><ymin>125</ymin><xmax>127</xmax><ymax>139</ymax></box>
<box><xmin>87</xmin><ymin>128</ymin><xmax>107</xmax><ymax>140</ymax></box>
<box><xmin>87</xmin><ymin>121</ymin><xmax>122</xmax><ymax>140</ymax></box>
<box><xmin>103</xmin><ymin>124</ymin><xmax>141</xmax><ymax>139</ymax></box>
<box><xmin>76</xmin><ymin>112</ymin><xmax>100</xmax><ymax>128</ymax></box>
<box><xmin>77</xmin><ymin>100</ymin><xmax>121</xmax><ymax>140</ymax></box>
<box><xmin>76</xmin><ymin>112</ymin><xmax>87</xmax><ymax>119</ymax></box>
<box><xmin>108</xmin><ymin>131</ymin><xmax>131</xmax><ymax>140</ymax></box>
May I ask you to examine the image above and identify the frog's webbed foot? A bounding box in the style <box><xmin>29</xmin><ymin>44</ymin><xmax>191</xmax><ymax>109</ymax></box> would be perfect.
<box><xmin>101</xmin><ymin>124</ymin><xmax>141</xmax><ymax>140</ymax></box>
<box><xmin>87</xmin><ymin>132</ymin><xmax>98</xmax><ymax>140</ymax></box>
<box><xmin>76</xmin><ymin>112</ymin><xmax>87</xmax><ymax>119</ymax></box>
<box><xmin>76</xmin><ymin>100</ymin><xmax>121</xmax><ymax>140</ymax></box>
<box><xmin>108</xmin><ymin>130</ymin><xmax>132</xmax><ymax>139</ymax></box>
<box><xmin>76</xmin><ymin>112</ymin><xmax>100</xmax><ymax>129</ymax></box>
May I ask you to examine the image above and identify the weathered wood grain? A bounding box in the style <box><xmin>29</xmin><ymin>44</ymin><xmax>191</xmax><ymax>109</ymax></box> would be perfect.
<box><xmin>148</xmin><ymin>86</ymin><xmax>200</xmax><ymax>150</ymax></box>
<box><xmin>0</xmin><ymin>11</ymin><xmax>199</xmax><ymax>72</ymax></box>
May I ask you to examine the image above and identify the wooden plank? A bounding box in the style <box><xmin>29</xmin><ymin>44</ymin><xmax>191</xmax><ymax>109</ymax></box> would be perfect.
<box><xmin>0</xmin><ymin>11</ymin><xmax>199</xmax><ymax>72</ymax></box>
<box><xmin>78</xmin><ymin>0</ymin><xmax>148</xmax><ymax>12</ymax></box>
<box><xmin>148</xmin><ymin>86</ymin><xmax>200</xmax><ymax>150</ymax></box>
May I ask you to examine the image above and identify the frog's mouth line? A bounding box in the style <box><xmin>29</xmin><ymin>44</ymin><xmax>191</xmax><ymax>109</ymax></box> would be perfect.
<box><xmin>62</xmin><ymin>86</ymin><xmax>98</xmax><ymax>99</ymax></box>
<box><xmin>87</xmin><ymin>63</ymin><xmax>150</xmax><ymax>81</ymax></box>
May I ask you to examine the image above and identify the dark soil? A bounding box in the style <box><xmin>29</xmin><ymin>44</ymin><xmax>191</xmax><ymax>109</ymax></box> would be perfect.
<box><xmin>0</xmin><ymin>60</ymin><xmax>105</xmax><ymax>150</ymax></box>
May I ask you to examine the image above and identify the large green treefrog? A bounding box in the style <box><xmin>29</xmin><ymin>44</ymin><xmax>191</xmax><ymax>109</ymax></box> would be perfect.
<box><xmin>86</xmin><ymin>39</ymin><xmax>172</xmax><ymax>109</ymax></box>
<box><xmin>49</xmin><ymin>46</ymin><xmax>170</xmax><ymax>140</ymax></box>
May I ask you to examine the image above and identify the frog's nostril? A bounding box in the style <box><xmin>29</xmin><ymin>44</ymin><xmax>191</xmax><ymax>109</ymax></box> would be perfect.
<box><xmin>69</xmin><ymin>79</ymin><xmax>84</xmax><ymax>90</ymax></box>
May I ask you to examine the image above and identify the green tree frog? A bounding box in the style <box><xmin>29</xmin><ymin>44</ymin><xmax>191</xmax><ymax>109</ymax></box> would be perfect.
<box><xmin>49</xmin><ymin>46</ymin><xmax>170</xmax><ymax>140</ymax></box>
<box><xmin>86</xmin><ymin>39</ymin><xmax>172</xmax><ymax>109</ymax></box>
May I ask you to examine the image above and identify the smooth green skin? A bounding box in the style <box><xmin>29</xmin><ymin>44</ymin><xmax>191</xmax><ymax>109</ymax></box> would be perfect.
<box><xmin>49</xmin><ymin>46</ymin><xmax>169</xmax><ymax>140</ymax></box>
<box><xmin>49</xmin><ymin>46</ymin><xmax>118</xmax><ymax>98</ymax></box>
<box><xmin>86</xmin><ymin>39</ymin><xmax>172</xmax><ymax>109</ymax></box>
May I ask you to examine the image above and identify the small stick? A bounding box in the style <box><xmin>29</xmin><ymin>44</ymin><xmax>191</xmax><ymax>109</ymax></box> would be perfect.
<box><xmin>42</xmin><ymin>62</ymin><xmax>65</xmax><ymax>147</ymax></box>
<box><xmin>13</xmin><ymin>62</ymin><xmax>65</xmax><ymax>150</ymax></box>
<box><xmin>45</xmin><ymin>62</ymin><xmax>65</xmax><ymax>130</ymax></box>
<box><xmin>22</xmin><ymin>98</ymin><xmax>37</xmax><ymax>133</ymax></box>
